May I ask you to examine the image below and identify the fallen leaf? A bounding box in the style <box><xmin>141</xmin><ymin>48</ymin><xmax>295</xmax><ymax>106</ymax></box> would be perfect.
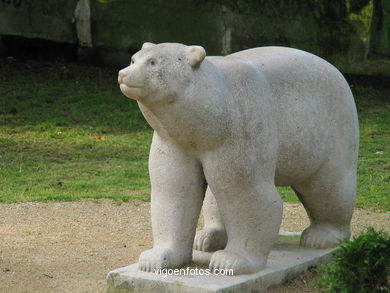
<box><xmin>43</xmin><ymin>273</ymin><xmax>54</xmax><ymax>278</ymax></box>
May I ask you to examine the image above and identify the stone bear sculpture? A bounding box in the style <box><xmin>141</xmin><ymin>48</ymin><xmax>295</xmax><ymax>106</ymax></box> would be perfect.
<box><xmin>118</xmin><ymin>42</ymin><xmax>359</xmax><ymax>275</ymax></box>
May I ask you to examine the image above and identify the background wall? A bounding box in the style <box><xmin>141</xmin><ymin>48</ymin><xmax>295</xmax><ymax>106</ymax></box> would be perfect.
<box><xmin>0</xmin><ymin>0</ymin><xmax>389</xmax><ymax>75</ymax></box>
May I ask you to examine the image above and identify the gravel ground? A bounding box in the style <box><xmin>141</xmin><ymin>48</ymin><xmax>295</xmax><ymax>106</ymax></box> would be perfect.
<box><xmin>0</xmin><ymin>200</ymin><xmax>388</xmax><ymax>293</ymax></box>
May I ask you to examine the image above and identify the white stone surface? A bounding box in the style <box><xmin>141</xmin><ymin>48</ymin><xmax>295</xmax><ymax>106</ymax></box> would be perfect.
<box><xmin>118</xmin><ymin>42</ymin><xmax>359</xmax><ymax>275</ymax></box>
<box><xmin>107</xmin><ymin>238</ymin><xmax>334</xmax><ymax>293</ymax></box>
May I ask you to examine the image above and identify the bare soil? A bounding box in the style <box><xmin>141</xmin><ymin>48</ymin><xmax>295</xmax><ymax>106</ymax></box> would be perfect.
<box><xmin>0</xmin><ymin>200</ymin><xmax>388</xmax><ymax>293</ymax></box>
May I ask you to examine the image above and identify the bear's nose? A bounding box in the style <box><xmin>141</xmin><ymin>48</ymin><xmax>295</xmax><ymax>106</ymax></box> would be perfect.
<box><xmin>118</xmin><ymin>70</ymin><xmax>124</xmax><ymax>84</ymax></box>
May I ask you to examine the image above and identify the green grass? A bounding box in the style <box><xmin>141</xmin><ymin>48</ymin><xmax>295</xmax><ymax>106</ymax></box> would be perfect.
<box><xmin>0</xmin><ymin>58</ymin><xmax>151</xmax><ymax>203</ymax></box>
<box><xmin>0</xmin><ymin>58</ymin><xmax>389</xmax><ymax>210</ymax></box>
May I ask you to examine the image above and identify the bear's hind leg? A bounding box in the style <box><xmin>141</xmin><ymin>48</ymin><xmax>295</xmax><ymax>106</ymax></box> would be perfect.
<box><xmin>292</xmin><ymin>162</ymin><xmax>356</xmax><ymax>249</ymax></box>
<box><xmin>194</xmin><ymin>187</ymin><xmax>227</xmax><ymax>252</ymax></box>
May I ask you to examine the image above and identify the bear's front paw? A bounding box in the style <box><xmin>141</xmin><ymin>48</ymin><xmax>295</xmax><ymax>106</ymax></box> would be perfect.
<box><xmin>138</xmin><ymin>248</ymin><xmax>190</xmax><ymax>272</ymax></box>
<box><xmin>194</xmin><ymin>227</ymin><xmax>227</xmax><ymax>252</ymax></box>
<box><xmin>209</xmin><ymin>250</ymin><xmax>266</xmax><ymax>275</ymax></box>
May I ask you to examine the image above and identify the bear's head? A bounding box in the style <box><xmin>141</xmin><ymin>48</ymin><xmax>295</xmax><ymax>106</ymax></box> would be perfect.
<box><xmin>118</xmin><ymin>42</ymin><xmax>206</xmax><ymax>104</ymax></box>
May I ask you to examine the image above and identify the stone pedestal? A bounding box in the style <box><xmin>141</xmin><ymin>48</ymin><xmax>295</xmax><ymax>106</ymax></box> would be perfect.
<box><xmin>107</xmin><ymin>235</ymin><xmax>334</xmax><ymax>293</ymax></box>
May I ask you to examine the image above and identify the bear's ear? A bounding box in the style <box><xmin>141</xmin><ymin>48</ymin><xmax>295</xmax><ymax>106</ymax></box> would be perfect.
<box><xmin>186</xmin><ymin>45</ymin><xmax>206</xmax><ymax>68</ymax></box>
<box><xmin>142</xmin><ymin>42</ymin><xmax>156</xmax><ymax>50</ymax></box>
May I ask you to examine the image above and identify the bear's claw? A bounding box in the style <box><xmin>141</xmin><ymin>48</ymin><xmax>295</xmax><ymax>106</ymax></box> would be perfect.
<box><xmin>138</xmin><ymin>248</ymin><xmax>190</xmax><ymax>272</ymax></box>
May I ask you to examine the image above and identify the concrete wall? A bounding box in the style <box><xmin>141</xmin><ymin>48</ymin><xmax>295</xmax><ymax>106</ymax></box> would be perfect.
<box><xmin>1</xmin><ymin>0</ymin><xmax>389</xmax><ymax>75</ymax></box>
<box><xmin>90</xmin><ymin>0</ymin><xmax>225</xmax><ymax>64</ymax></box>
<box><xmin>0</xmin><ymin>0</ymin><xmax>78</xmax><ymax>43</ymax></box>
<box><xmin>214</xmin><ymin>0</ymin><xmax>390</xmax><ymax>75</ymax></box>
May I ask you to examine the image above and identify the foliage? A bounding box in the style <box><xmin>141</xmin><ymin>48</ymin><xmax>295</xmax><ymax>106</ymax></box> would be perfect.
<box><xmin>314</xmin><ymin>227</ymin><xmax>390</xmax><ymax>293</ymax></box>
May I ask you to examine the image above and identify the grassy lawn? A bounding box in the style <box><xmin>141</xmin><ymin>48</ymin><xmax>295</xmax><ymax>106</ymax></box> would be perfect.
<box><xmin>0</xmin><ymin>58</ymin><xmax>389</xmax><ymax>211</ymax></box>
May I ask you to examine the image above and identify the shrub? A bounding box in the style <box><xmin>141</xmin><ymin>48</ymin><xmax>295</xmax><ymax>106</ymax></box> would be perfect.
<box><xmin>314</xmin><ymin>227</ymin><xmax>390</xmax><ymax>293</ymax></box>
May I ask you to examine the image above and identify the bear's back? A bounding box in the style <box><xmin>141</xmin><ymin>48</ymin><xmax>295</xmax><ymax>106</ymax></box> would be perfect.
<box><xmin>226</xmin><ymin>46</ymin><xmax>357</xmax><ymax>134</ymax></box>
<box><xmin>220</xmin><ymin>46</ymin><xmax>358</xmax><ymax>185</ymax></box>
<box><xmin>228</xmin><ymin>47</ymin><xmax>353</xmax><ymax>111</ymax></box>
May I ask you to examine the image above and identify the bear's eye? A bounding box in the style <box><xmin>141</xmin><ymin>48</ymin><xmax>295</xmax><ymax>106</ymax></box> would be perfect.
<box><xmin>150</xmin><ymin>59</ymin><xmax>156</xmax><ymax>66</ymax></box>
<box><xmin>131</xmin><ymin>59</ymin><xmax>134</xmax><ymax>65</ymax></box>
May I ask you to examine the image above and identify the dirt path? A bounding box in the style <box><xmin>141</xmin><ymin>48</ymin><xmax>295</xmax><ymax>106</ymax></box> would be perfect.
<box><xmin>0</xmin><ymin>200</ymin><xmax>388</xmax><ymax>293</ymax></box>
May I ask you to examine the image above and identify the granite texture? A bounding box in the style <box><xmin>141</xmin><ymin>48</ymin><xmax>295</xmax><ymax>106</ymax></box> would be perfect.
<box><xmin>118</xmin><ymin>43</ymin><xmax>359</xmax><ymax>275</ymax></box>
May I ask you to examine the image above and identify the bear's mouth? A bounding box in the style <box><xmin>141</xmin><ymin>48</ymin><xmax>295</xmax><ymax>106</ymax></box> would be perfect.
<box><xmin>119</xmin><ymin>83</ymin><xmax>144</xmax><ymax>100</ymax></box>
<box><xmin>121</xmin><ymin>83</ymin><xmax>143</xmax><ymax>88</ymax></box>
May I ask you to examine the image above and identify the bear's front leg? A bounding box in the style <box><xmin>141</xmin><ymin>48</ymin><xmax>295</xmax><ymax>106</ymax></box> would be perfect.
<box><xmin>209</xmin><ymin>182</ymin><xmax>282</xmax><ymax>274</ymax></box>
<box><xmin>139</xmin><ymin>133</ymin><xmax>205</xmax><ymax>272</ymax></box>
<box><xmin>203</xmin><ymin>148</ymin><xmax>283</xmax><ymax>275</ymax></box>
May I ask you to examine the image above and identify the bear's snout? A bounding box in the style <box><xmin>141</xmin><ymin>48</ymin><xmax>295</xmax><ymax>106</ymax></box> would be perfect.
<box><xmin>118</xmin><ymin>69</ymin><xmax>128</xmax><ymax>85</ymax></box>
<box><xmin>118</xmin><ymin>66</ymin><xmax>146</xmax><ymax>100</ymax></box>
<box><xmin>118</xmin><ymin>66</ymin><xmax>144</xmax><ymax>87</ymax></box>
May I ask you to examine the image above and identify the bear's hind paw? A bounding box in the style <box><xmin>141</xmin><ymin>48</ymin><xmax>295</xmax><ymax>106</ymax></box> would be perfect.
<box><xmin>300</xmin><ymin>224</ymin><xmax>350</xmax><ymax>249</ymax></box>
<box><xmin>194</xmin><ymin>227</ymin><xmax>227</xmax><ymax>252</ymax></box>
